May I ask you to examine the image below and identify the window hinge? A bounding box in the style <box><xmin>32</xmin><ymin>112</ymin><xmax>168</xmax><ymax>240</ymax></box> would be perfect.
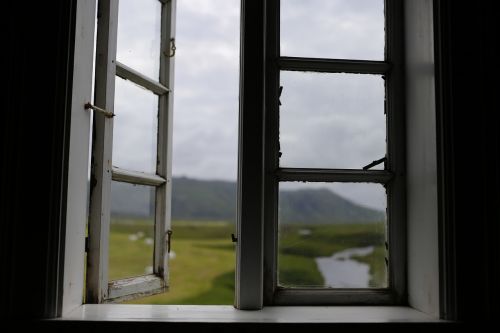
<box><xmin>84</xmin><ymin>102</ymin><xmax>115</xmax><ymax>118</ymax></box>
<box><xmin>166</xmin><ymin>230</ymin><xmax>173</xmax><ymax>253</ymax></box>
<box><xmin>85</xmin><ymin>236</ymin><xmax>89</xmax><ymax>253</ymax></box>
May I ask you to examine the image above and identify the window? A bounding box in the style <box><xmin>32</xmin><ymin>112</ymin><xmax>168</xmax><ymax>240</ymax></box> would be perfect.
<box><xmin>72</xmin><ymin>0</ymin><xmax>428</xmax><ymax>312</ymax></box>
<box><xmin>86</xmin><ymin>0</ymin><xmax>404</xmax><ymax>306</ymax></box>
<box><xmin>237</xmin><ymin>0</ymin><xmax>405</xmax><ymax>308</ymax></box>
<box><xmin>86</xmin><ymin>0</ymin><xmax>176</xmax><ymax>303</ymax></box>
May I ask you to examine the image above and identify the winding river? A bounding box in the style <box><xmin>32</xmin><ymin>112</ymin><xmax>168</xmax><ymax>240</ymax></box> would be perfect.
<box><xmin>315</xmin><ymin>246</ymin><xmax>374</xmax><ymax>288</ymax></box>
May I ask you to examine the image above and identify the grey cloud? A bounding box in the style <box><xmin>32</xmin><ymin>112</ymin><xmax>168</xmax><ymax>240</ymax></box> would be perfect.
<box><xmin>172</xmin><ymin>0</ymin><xmax>240</xmax><ymax>181</ymax></box>
<box><xmin>113</xmin><ymin>0</ymin><xmax>387</xmax><ymax>209</ymax></box>
<box><xmin>116</xmin><ymin>0</ymin><xmax>162</xmax><ymax>78</ymax></box>
<box><xmin>281</xmin><ymin>0</ymin><xmax>385</xmax><ymax>60</ymax></box>
<box><xmin>279</xmin><ymin>72</ymin><xmax>386</xmax><ymax>170</ymax></box>
<box><xmin>113</xmin><ymin>76</ymin><xmax>158</xmax><ymax>173</ymax></box>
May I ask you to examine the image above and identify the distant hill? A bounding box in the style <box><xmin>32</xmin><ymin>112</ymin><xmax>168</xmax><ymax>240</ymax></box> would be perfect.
<box><xmin>171</xmin><ymin>177</ymin><xmax>236</xmax><ymax>221</ymax></box>
<box><xmin>278</xmin><ymin>188</ymin><xmax>384</xmax><ymax>223</ymax></box>
<box><xmin>111</xmin><ymin>177</ymin><xmax>384</xmax><ymax>224</ymax></box>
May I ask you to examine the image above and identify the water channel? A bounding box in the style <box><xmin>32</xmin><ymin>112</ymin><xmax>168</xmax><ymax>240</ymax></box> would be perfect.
<box><xmin>315</xmin><ymin>246</ymin><xmax>374</xmax><ymax>288</ymax></box>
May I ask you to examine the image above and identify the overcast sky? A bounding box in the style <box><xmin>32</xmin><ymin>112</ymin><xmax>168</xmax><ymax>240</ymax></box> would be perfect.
<box><xmin>112</xmin><ymin>0</ymin><xmax>386</xmax><ymax>210</ymax></box>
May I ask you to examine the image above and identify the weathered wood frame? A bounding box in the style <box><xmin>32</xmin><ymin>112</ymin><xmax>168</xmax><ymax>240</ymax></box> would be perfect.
<box><xmin>86</xmin><ymin>0</ymin><xmax>176</xmax><ymax>303</ymax></box>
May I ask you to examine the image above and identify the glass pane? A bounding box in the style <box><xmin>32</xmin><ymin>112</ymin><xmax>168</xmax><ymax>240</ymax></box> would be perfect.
<box><xmin>117</xmin><ymin>0</ymin><xmax>162</xmax><ymax>79</ymax></box>
<box><xmin>279</xmin><ymin>71</ymin><xmax>386</xmax><ymax>169</ymax></box>
<box><xmin>278</xmin><ymin>182</ymin><xmax>387</xmax><ymax>288</ymax></box>
<box><xmin>281</xmin><ymin>0</ymin><xmax>385</xmax><ymax>60</ymax></box>
<box><xmin>109</xmin><ymin>181</ymin><xmax>155</xmax><ymax>281</ymax></box>
<box><xmin>113</xmin><ymin>76</ymin><xmax>158</xmax><ymax>173</ymax></box>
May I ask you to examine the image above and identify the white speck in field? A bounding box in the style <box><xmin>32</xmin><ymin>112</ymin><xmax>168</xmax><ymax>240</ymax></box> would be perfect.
<box><xmin>144</xmin><ymin>266</ymin><xmax>153</xmax><ymax>274</ymax></box>
<box><xmin>144</xmin><ymin>237</ymin><xmax>153</xmax><ymax>245</ymax></box>
<box><xmin>136</xmin><ymin>231</ymin><xmax>145</xmax><ymax>238</ymax></box>
<box><xmin>169</xmin><ymin>251</ymin><xmax>176</xmax><ymax>260</ymax></box>
<box><xmin>298</xmin><ymin>229</ymin><xmax>312</xmax><ymax>236</ymax></box>
<box><xmin>128</xmin><ymin>234</ymin><xmax>138</xmax><ymax>241</ymax></box>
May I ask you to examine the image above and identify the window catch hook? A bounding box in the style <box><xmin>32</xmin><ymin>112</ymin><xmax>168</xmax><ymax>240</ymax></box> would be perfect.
<box><xmin>84</xmin><ymin>102</ymin><xmax>114</xmax><ymax>118</ymax></box>
<box><xmin>363</xmin><ymin>156</ymin><xmax>386</xmax><ymax>170</ymax></box>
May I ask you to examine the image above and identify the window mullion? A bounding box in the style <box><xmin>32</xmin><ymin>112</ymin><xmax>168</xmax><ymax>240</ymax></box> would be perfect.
<box><xmin>111</xmin><ymin>166</ymin><xmax>166</xmax><ymax>186</ymax></box>
<box><xmin>278</xmin><ymin>57</ymin><xmax>390</xmax><ymax>74</ymax></box>
<box><xmin>236</xmin><ymin>0</ymin><xmax>267</xmax><ymax>310</ymax></box>
<box><xmin>115</xmin><ymin>61</ymin><xmax>170</xmax><ymax>95</ymax></box>
<box><xmin>154</xmin><ymin>0</ymin><xmax>176</xmax><ymax>284</ymax></box>
<box><xmin>263</xmin><ymin>0</ymin><xmax>281</xmax><ymax>306</ymax></box>
<box><xmin>385</xmin><ymin>0</ymin><xmax>406</xmax><ymax>303</ymax></box>
<box><xmin>86</xmin><ymin>0</ymin><xmax>119</xmax><ymax>304</ymax></box>
<box><xmin>274</xmin><ymin>288</ymin><xmax>395</xmax><ymax>305</ymax></box>
<box><xmin>276</xmin><ymin>168</ymin><xmax>393</xmax><ymax>184</ymax></box>
<box><xmin>107</xmin><ymin>275</ymin><xmax>166</xmax><ymax>302</ymax></box>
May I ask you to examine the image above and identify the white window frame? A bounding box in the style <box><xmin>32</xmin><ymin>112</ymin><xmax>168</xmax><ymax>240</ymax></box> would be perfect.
<box><xmin>61</xmin><ymin>0</ymin><xmax>441</xmax><ymax>319</ymax></box>
<box><xmin>86</xmin><ymin>0</ymin><xmax>176</xmax><ymax>303</ymax></box>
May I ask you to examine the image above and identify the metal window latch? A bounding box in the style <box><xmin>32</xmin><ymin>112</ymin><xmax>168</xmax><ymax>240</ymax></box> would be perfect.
<box><xmin>363</xmin><ymin>156</ymin><xmax>387</xmax><ymax>170</ymax></box>
<box><xmin>84</xmin><ymin>102</ymin><xmax>115</xmax><ymax>118</ymax></box>
<box><xmin>164</xmin><ymin>38</ymin><xmax>176</xmax><ymax>57</ymax></box>
<box><xmin>231</xmin><ymin>233</ymin><xmax>238</xmax><ymax>243</ymax></box>
<box><xmin>166</xmin><ymin>230</ymin><xmax>173</xmax><ymax>253</ymax></box>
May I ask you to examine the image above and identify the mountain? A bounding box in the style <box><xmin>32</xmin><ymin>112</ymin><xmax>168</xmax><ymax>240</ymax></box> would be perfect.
<box><xmin>171</xmin><ymin>177</ymin><xmax>236</xmax><ymax>221</ymax></box>
<box><xmin>111</xmin><ymin>177</ymin><xmax>385</xmax><ymax>224</ymax></box>
<box><xmin>278</xmin><ymin>188</ymin><xmax>384</xmax><ymax>223</ymax></box>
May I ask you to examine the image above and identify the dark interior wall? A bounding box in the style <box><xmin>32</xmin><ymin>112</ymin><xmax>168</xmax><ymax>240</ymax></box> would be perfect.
<box><xmin>435</xmin><ymin>0</ymin><xmax>500</xmax><ymax>321</ymax></box>
<box><xmin>0</xmin><ymin>0</ymin><xmax>499</xmax><ymax>324</ymax></box>
<box><xmin>1</xmin><ymin>0</ymin><xmax>76</xmax><ymax>318</ymax></box>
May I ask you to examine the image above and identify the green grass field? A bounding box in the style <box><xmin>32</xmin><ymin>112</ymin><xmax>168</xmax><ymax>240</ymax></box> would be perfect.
<box><xmin>108</xmin><ymin>220</ymin><xmax>386</xmax><ymax>304</ymax></box>
<box><xmin>109</xmin><ymin>220</ymin><xmax>236</xmax><ymax>304</ymax></box>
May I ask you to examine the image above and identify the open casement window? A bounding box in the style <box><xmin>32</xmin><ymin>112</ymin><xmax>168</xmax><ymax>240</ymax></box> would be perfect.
<box><xmin>86</xmin><ymin>0</ymin><xmax>176</xmax><ymax>303</ymax></box>
<box><xmin>266</xmin><ymin>0</ymin><xmax>405</xmax><ymax>305</ymax></box>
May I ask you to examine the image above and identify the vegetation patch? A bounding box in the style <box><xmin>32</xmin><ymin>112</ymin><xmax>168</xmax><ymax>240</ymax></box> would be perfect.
<box><xmin>107</xmin><ymin>220</ymin><xmax>387</xmax><ymax>303</ymax></box>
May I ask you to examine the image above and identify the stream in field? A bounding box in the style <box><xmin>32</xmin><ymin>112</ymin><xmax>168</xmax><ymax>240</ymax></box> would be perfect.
<box><xmin>315</xmin><ymin>246</ymin><xmax>374</xmax><ymax>288</ymax></box>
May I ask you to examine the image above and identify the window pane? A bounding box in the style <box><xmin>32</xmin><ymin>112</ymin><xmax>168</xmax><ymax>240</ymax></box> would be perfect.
<box><xmin>279</xmin><ymin>71</ymin><xmax>386</xmax><ymax>169</ymax></box>
<box><xmin>109</xmin><ymin>181</ymin><xmax>155</xmax><ymax>281</ymax></box>
<box><xmin>278</xmin><ymin>182</ymin><xmax>387</xmax><ymax>288</ymax></box>
<box><xmin>280</xmin><ymin>0</ymin><xmax>384</xmax><ymax>60</ymax></box>
<box><xmin>117</xmin><ymin>0</ymin><xmax>162</xmax><ymax>79</ymax></box>
<box><xmin>113</xmin><ymin>76</ymin><xmax>158</xmax><ymax>173</ymax></box>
